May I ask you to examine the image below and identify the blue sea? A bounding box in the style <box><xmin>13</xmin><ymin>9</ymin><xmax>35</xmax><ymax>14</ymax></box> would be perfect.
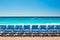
<box><xmin>0</xmin><ymin>17</ymin><xmax>60</xmax><ymax>24</ymax></box>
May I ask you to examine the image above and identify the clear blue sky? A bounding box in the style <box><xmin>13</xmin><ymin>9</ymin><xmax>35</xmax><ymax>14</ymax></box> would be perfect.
<box><xmin>0</xmin><ymin>0</ymin><xmax>60</xmax><ymax>16</ymax></box>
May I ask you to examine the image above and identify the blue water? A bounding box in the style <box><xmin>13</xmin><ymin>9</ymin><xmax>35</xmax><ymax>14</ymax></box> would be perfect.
<box><xmin>0</xmin><ymin>17</ymin><xmax>60</xmax><ymax>24</ymax></box>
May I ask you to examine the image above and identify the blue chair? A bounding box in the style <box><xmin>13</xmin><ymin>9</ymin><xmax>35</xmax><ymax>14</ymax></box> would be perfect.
<box><xmin>23</xmin><ymin>25</ymin><xmax>30</xmax><ymax>32</ymax></box>
<box><xmin>55</xmin><ymin>25</ymin><xmax>60</xmax><ymax>32</ymax></box>
<box><xmin>0</xmin><ymin>25</ymin><xmax>6</xmax><ymax>33</ymax></box>
<box><xmin>32</xmin><ymin>25</ymin><xmax>39</xmax><ymax>32</ymax></box>
<box><xmin>40</xmin><ymin>25</ymin><xmax>48</xmax><ymax>33</ymax></box>
<box><xmin>48</xmin><ymin>25</ymin><xmax>57</xmax><ymax>32</ymax></box>
<box><xmin>5</xmin><ymin>25</ymin><xmax>14</xmax><ymax>32</ymax></box>
<box><xmin>13</xmin><ymin>25</ymin><xmax>22</xmax><ymax>33</ymax></box>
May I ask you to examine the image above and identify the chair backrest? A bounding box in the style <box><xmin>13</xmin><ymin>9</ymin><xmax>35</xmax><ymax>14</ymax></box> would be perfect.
<box><xmin>55</xmin><ymin>25</ymin><xmax>60</xmax><ymax>29</ymax></box>
<box><xmin>15</xmin><ymin>25</ymin><xmax>22</xmax><ymax>29</ymax></box>
<box><xmin>32</xmin><ymin>25</ymin><xmax>38</xmax><ymax>29</ymax></box>
<box><xmin>24</xmin><ymin>25</ymin><xmax>30</xmax><ymax>29</ymax></box>
<box><xmin>7</xmin><ymin>25</ymin><xmax>14</xmax><ymax>29</ymax></box>
<box><xmin>0</xmin><ymin>25</ymin><xmax>6</xmax><ymax>29</ymax></box>
<box><xmin>40</xmin><ymin>25</ymin><xmax>46</xmax><ymax>29</ymax></box>
<box><xmin>48</xmin><ymin>25</ymin><xmax>54</xmax><ymax>29</ymax></box>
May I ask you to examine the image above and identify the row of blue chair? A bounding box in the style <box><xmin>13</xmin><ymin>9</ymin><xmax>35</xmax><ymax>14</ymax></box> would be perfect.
<box><xmin>0</xmin><ymin>25</ymin><xmax>60</xmax><ymax>33</ymax></box>
<box><xmin>0</xmin><ymin>25</ymin><xmax>60</xmax><ymax>29</ymax></box>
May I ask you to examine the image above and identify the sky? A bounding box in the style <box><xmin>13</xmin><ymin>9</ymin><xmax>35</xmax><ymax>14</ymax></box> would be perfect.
<box><xmin>0</xmin><ymin>0</ymin><xmax>60</xmax><ymax>16</ymax></box>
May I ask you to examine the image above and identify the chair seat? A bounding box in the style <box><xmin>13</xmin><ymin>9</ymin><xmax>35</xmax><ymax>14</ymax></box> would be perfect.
<box><xmin>13</xmin><ymin>29</ymin><xmax>21</xmax><ymax>32</ymax></box>
<box><xmin>57</xmin><ymin>29</ymin><xmax>60</xmax><ymax>32</ymax></box>
<box><xmin>5</xmin><ymin>29</ymin><xmax>13</xmax><ymax>32</ymax></box>
<box><xmin>32</xmin><ymin>29</ymin><xmax>39</xmax><ymax>32</ymax></box>
<box><xmin>49</xmin><ymin>29</ymin><xmax>57</xmax><ymax>32</ymax></box>
<box><xmin>40</xmin><ymin>29</ymin><xmax>48</xmax><ymax>32</ymax></box>
<box><xmin>0</xmin><ymin>29</ymin><xmax>5</xmax><ymax>33</ymax></box>
<box><xmin>23</xmin><ymin>29</ymin><xmax>30</xmax><ymax>32</ymax></box>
